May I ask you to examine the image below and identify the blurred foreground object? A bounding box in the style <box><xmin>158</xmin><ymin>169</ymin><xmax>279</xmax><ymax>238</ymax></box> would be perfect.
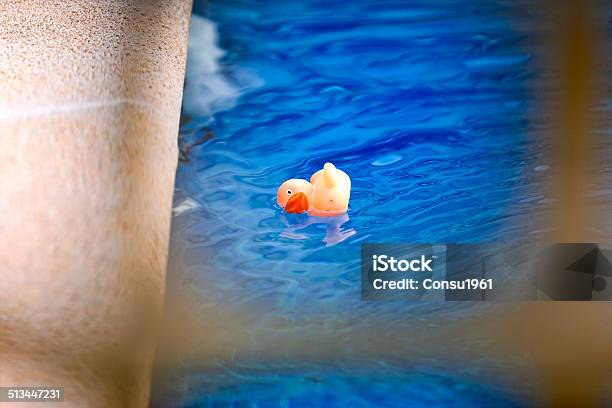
<box><xmin>0</xmin><ymin>1</ymin><xmax>191</xmax><ymax>407</ymax></box>
<box><xmin>551</xmin><ymin>0</ymin><xmax>604</xmax><ymax>243</ymax></box>
<box><xmin>500</xmin><ymin>0</ymin><xmax>611</xmax><ymax>406</ymax></box>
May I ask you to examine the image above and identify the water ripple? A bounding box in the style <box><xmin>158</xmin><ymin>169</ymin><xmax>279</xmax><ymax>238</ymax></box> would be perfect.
<box><xmin>161</xmin><ymin>0</ymin><xmax>594</xmax><ymax>405</ymax></box>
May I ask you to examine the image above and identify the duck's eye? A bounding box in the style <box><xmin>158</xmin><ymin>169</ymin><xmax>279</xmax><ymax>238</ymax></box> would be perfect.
<box><xmin>286</xmin><ymin>189</ymin><xmax>293</xmax><ymax>195</ymax></box>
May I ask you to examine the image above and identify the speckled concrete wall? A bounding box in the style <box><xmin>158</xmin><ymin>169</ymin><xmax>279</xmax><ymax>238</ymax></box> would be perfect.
<box><xmin>0</xmin><ymin>1</ymin><xmax>192</xmax><ymax>407</ymax></box>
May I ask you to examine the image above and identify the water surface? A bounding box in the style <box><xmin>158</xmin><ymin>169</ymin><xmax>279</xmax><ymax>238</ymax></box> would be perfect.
<box><xmin>165</xmin><ymin>0</ymin><xmax>559</xmax><ymax>405</ymax></box>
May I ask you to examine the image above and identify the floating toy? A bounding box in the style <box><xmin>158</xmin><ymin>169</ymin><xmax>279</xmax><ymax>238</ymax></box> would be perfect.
<box><xmin>277</xmin><ymin>162</ymin><xmax>351</xmax><ymax>216</ymax></box>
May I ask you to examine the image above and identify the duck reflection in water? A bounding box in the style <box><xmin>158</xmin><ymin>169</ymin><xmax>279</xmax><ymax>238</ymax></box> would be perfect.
<box><xmin>279</xmin><ymin>212</ymin><xmax>356</xmax><ymax>247</ymax></box>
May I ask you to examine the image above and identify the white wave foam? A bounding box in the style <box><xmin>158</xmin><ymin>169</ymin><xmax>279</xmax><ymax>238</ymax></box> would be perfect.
<box><xmin>182</xmin><ymin>15</ymin><xmax>243</xmax><ymax>117</ymax></box>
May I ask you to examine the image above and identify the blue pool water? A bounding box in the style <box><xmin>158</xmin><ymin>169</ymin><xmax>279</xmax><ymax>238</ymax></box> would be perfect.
<box><xmin>161</xmin><ymin>0</ymin><xmax>558</xmax><ymax>406</ymax></box>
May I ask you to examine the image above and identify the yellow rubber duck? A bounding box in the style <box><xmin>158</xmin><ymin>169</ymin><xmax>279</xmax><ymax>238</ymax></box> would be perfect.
<box><xmin>277</xmin><ymin>162</ymin><xmax>351</xmax><ymax>216</ymax></box>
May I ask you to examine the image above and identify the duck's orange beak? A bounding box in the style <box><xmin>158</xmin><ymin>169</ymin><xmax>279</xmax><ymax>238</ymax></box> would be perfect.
<box><xmin>284</xmin><ymin>192</ymin><xmax>309</xmax><ymax>214</ymax></box>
